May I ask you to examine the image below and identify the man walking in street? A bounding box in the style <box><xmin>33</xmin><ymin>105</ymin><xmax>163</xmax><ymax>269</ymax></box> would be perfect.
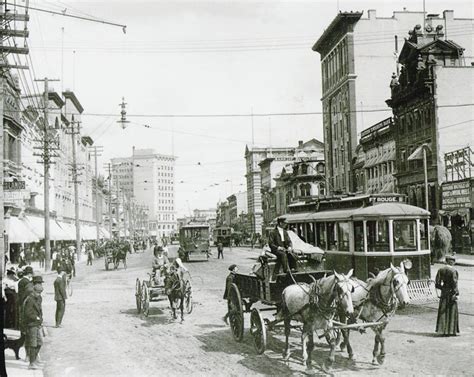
<box><xmin>23</xmin><ymin>275</ymin><xmax>44</xmax><ymax>370</ymax></box>
<box><xmin>435</xmin><ymin>254</ymin><xmax>460</xmax><ymax>336</ymax></box>
<box><xmin>87</xmin><ymin>245</ymin><xmax>94</xmax><ymax>266</ymax></box>
<box><xmin>54</xmin><ymin>268</ymin><xmax>67</xmax><ymax>328</ymax></box>
<box><xmin>217</xmin><ymin>242</ymin><xmax>224</xmax><ymax>259</ymax></box>
<box><xmin>222</xmin><ymin>264</ymin><xmax>238</xmax><ymax>324</ymax></box>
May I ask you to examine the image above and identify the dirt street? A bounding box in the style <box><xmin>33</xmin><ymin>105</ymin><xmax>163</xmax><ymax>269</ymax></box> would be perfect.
<box><xmin>40</xmin><ymin>247</ymin><xmax>474</xmax><ymax>376</ymax></box>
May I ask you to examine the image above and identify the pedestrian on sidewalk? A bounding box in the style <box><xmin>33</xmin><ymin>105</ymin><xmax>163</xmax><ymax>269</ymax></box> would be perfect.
<box><xmin>17</xmin><ymin>266</ymin><xmax>34</xmax><ymax>335</ymax></box>
<box><xmin>54</xmin><ymin>269</ymin><xmax>67</xmax><ymax>328</ymax></box>
<box><xmin>23</xmin><ymin>275</ymin><xmax>44</xmax><ymax>370</ymax></box>
<box><xmin>435</xmin><ymin>254</ymin><xmax>460</xmax><ymax>336</ymax></box>
<box><xmin>217</xmin><ymin>242</ymin><xmax>224</xmax><ymax>259</ymax></box>
<box><xmin>222</xmin><ymin>264</ymin><xmax>238</xmax><ymax>324</ymax></box>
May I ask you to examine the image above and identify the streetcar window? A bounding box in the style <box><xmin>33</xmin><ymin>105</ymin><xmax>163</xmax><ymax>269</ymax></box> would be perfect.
<box><xmin>337</xmin><ymin>222</ymin><xmax>350</xmax><ymax>251</ymax></box>
<box><xmin>394</xmin><ymin>220</ymin><xmax>417</xmax><ymax>251</ymax></box>
<box><xmin>366</xmin><ymin>220</ymin><xmax>389</xmax><ymax>252</ymax></box>
<box><xmin>327</xmin><ymin>222</ymin><xmax>338</xmax><ymax>250</ymax></box>
<box><xmin>306</xmin><ymin>223</ymin><xmax>315</xmax><ymax>245</ymax></box>
<box><xmin>420</xmin><ymin>219</ymin><xmax>429</xmax><ymax>250</ymax></box>
<box><xmin>354</xmin><ymin>221</ymin><xmax>364</xmax><ymax>252</ymax></box>
<box><xmin>316</xmin><ymin>222</ymin><xmax>327</xmax><ymax>249</ymax></box>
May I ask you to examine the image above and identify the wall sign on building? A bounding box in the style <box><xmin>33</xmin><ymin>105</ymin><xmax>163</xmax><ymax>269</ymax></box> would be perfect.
<box><xmin>442</xmin><ymin>180</ymin><xmax>472</xmax><ymax>210</ymax></box>
<box><xmin>4</xmin><ymin>181</ymin><xmax>26</xmax><ymax>190</ymax></box>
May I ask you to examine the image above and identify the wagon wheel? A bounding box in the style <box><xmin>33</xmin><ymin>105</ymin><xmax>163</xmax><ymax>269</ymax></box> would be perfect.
<box><xmin>142</xmin><ymin>282</ymin><xmax>150</xmax><ymax>317</ymax></box>
<box><xmin>184</xmin><ymin>281</ymin><xmax>193</xmax><ymax>314</ymax></box>
<box><xmin>135</xmin><ymin>278</ymin><xmax>142</xmax><ymax>314</ymax></box>
<box><xmin>250</xmin><ymin>308</ymin><xmax>267</xmax><ymax>355</ymax></box>
<box><xmin>228</xmin><ymin>283</ymin><xmax>244</xmax><ymax>342</ymax></box>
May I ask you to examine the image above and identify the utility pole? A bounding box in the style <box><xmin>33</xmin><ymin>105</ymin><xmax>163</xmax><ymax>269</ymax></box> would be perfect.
<box><xmin>0</xmin><ymin>1</ymin><xmax>30</xmax><ymax>279</ymax></box>
<box><xmin>90</xmin><ymin>145</ymin><xmax>103</xmax><ymax>246</ymax></box>
<box><xmin>103</xmin><ymin>162</ymin><xmax>113</xmax><ymax>239</ymax></box>
<box><xmin>34</xmin><ymin>78</ymin><xmax>60</xmax><ymax>272</ymax></box>
<box><xmin>66</xmin><ymin>120</ymin><xmax>82</xmax><ymax>260</ymax></box>
<box><xmin>116</xmin><ymin>184</ymin><xmax>121</xmax><ymax>238</ymax></box>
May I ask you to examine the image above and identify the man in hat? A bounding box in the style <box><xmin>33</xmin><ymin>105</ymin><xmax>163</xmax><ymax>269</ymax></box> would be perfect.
<box><xmin>268</xmin><ymin>217</ymin><xmax>296</xmax><ymax>278</ymax></box>
<box><xmin>17</xmin><ymin>266</ymin><xmax>34</xmax><ymax>334</ymax></box>
<box><xmin>435</xmin><ymin>255</ymin><xmax>460</xmax><ymax>336</ymax></box>
<box><xmin>23</xmin><ymin>275</ymin><xmax>44</xmax><ymax>369</ymax></box>
<box><xmin>222</xmin><ymin>264</ymin><xmax>238</xmax><ymax>324</ymax></box>
<box><xmin>54</xmin><ymin>268</ymin><xmax>67</xmax><ymax>328</ymax></box>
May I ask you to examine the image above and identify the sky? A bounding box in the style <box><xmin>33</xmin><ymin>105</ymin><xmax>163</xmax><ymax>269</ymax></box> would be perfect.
<box><xmin>17</xmin><ymin>0</ymin><xmax>474</xmax><ymax>216</ymax></box>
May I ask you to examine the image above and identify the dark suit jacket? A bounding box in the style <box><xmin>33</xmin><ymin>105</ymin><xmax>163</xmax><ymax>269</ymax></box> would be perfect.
<box><xmin>18</xmin><ymin>277</ymin><xmax>33</xmax><ymax>305</ymax></box>
<box><xmin>23</xmin><ymin>294</ymin><xmax>43</xmax><ymax>327</ymax></box>
<box><xmin>268</xmin><ymin>227</ymin><xmax>292</xmax><ymax>254</ymax></box>
<box><xmin>54</xmin><ymin>275</ymin><xmax>67</xmax><ymax>301</ymax></box>
<box><xmin>223</xmin><ymin>273</ymin><xmax>235</xmax><ymax>300</ymax></box>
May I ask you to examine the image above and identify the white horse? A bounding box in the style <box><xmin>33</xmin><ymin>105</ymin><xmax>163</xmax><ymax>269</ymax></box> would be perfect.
<box><xmin>280</xmin><ymin>270</ymin><xmax>355</xmax><ymax>370</ymax></box>
<box><xmin>337</xmin><ymin>262</ymin><xmax>410</xmax><ymax>365</ymax></box>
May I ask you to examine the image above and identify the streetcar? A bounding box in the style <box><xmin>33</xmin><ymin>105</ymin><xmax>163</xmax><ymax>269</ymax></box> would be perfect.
<box><xmin>213</xmin><ymin>226</ymin><xmax>232</xmax><ymax>246</ymax></box>
<box><xmin>178</xmin><ymin>223</ymin><xmax>210</xmax><ymax>261</ymax></box>
<box><xmin>282</xmin><ymin>201</ymin><xmax>432</xmax><ymax>301</ymax></box>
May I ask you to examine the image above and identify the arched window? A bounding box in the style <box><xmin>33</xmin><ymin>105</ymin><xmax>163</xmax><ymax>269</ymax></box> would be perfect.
<box><xmin>301</xmin><ymin>164</ymin><xmax>308</xmax><ymax>175</ymax></box>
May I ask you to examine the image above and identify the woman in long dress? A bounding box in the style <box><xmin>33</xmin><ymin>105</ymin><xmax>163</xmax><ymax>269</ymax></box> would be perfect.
<box><xmin>435</xmin><ymin>255</ymin><xmax>460</xmax><ymax>336</ymax></box>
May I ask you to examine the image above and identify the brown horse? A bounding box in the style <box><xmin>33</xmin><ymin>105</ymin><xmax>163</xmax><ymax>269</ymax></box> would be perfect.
<box><xmin>279</xmin><ymin>270</ymin><xmax>355</xmax><ymax>370</ymax></box>
<box><xmin>164</xmin><ymin>266</ymin><xmax>185</xmax><ymax>322</ymax></box>
<box><xmin>337</xmin><ymin>263</ymin><xmax>410</xmax><ymax>365</ymax></box>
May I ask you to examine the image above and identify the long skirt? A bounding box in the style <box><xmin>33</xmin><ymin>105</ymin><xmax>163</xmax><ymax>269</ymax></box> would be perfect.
<box><xmin>436</xmin><ymin>295</ymin><xmax>460</xmax><ymax>335</ymax></box>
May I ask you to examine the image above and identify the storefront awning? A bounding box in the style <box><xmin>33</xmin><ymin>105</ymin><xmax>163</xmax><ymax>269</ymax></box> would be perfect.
<box><xmin>50</xmin><ymin>220</ymin><xmax>71</xmax><ymax>241</ymax></box>
<box><xmin>100</xmin><ymin>227</ymin><xmax>110</xmax><ymax>238</ymax></box>
<box><xmin>5</xmin><ymin>216</ymin><xmax>40</xmax><ymax>244</ymax></box>
<box><xmin>57</xmin><ymin>222</ymin><xmax>76</xmax><ymax>241</ymax></box>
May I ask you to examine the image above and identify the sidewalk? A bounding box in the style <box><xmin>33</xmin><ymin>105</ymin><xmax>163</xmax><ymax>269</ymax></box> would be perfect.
<box><xmin>4</xmin><ymin>329</ymin><xmax>47</xmax><ymax>377</ymax></box>
<box><xmin>4</xmin><ymin>256</ymin><xmax>90</xmax><ymax>377</ymax></box>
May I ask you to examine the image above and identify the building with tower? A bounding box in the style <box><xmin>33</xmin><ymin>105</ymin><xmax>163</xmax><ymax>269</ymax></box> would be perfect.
<box><xmin>313</xmin><ymin>9</ymin><xmax>473</xmax><ymax>195</ymax></box>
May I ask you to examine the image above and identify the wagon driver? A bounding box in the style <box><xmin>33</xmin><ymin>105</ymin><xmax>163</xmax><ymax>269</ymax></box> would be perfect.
<box><xmin>152</xmin><ymin>246</ymin><xmax>169</xmax><ymax>283</ymax></box>
<box><xmin>268</xmin><ymin>217</ymin><xmax>297</xmax><ymax>278</ymax></box>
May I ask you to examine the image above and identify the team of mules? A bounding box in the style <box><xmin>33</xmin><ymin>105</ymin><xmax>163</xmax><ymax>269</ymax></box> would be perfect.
<box><xmin>278</xmin><ymin>262</ymin><xmax>410</xmax><ymax>371</ymax></box>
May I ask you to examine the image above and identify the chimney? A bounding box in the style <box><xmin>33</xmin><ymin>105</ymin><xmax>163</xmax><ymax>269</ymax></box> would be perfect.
<box><xmin>298</xmin><ymin>140</ymin><xmax>303</xmax><ymax>147</ymax></box>
<box><xmin>368</xmin><ymin>9</ymin><xmax>376</xmax><ymax>20</ymax></box>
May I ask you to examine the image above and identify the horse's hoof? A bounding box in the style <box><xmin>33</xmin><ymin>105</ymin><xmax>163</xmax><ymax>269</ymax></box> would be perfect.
<box><xmin>372</xmin><ymin>358</ymin><xmax>378</xmax><ymax>365</ymax></box>
<box><xmin>377</xmin><ymin>354</ymin><xmax>385</xmax><ymax>365</ymax></box>
<box><xmin>340</xmin><ymin>342</ymin><xmax>346</xmax><ymax>352</ymax></box>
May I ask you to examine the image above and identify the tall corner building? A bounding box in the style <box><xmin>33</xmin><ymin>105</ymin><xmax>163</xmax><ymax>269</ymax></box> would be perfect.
<box><xmin>312</xmin><ymin>9</ymin><xmax>473</xmax><ymax>194</ymax></box>
<box><xmin>112</xmin><ymin>148</ymin><xmax>176</xmax><ymax>238</ymax></box>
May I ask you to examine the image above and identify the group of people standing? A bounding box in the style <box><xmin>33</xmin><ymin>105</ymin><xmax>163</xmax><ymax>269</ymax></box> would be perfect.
<box><xmin>2</xmin><ymin>265</ymin><xmax>46</xmax><ymax>369</ymax></box>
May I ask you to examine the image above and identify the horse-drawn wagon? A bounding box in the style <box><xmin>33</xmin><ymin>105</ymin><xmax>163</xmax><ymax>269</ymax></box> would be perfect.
<box><xmin>135</xmin><ymin>264</ymin><xmax>193</xmax><ymax>319</ymax></box>
<box><xmin>103</xmin><ymin>241</ymin><xmax>128</xmax><ymax>270</ymax></box>
<box><xmin>227</xmin><ymin>229</ymin><xmax>410</xmax><ymax>370</ymax></box>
